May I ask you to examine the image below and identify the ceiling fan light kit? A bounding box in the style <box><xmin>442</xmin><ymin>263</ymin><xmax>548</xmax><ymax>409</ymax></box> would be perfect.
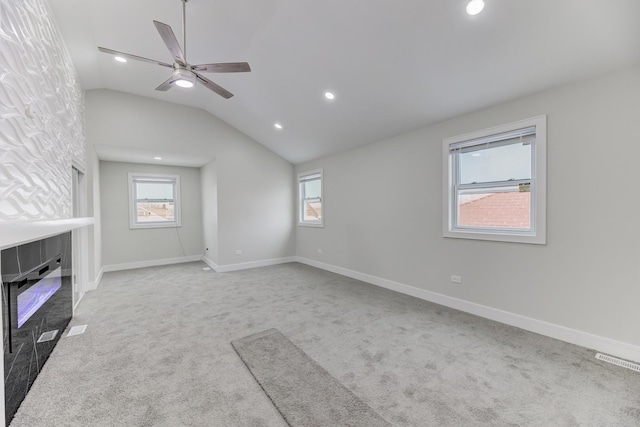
<box><xmin>173</xmin><ymin>68</ymin><xmax>195</xmax><ymax>88</ymax></box>
<box><xmin>97</xmin><ymin>0</ymin><xmax>250</xmax><ymax>98</ymax></box>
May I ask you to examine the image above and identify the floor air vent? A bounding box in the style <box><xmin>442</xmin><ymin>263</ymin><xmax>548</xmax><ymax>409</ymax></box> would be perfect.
<box><xmin>67</xmin><ymin>325</ymin><xmax>87</xmax><ymax>337</ymax></box>
<box><xmin>37</xmin><ymin>330</ymin><xmax>58</xmax><ymax>343</ymax></box>
<box><xmin>595</xmin><ymin>353</ymin><xmax>640</xmax><ymax>373</ymax></box>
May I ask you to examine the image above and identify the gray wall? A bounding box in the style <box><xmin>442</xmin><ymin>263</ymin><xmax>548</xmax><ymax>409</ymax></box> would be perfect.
<box><xmin>295</xmin><ymin>64</ymin><xmax>640</xmax><ymax>348</ymax></box>
<box><xmin>86</xmin><ymin>90</ymin><xmax>296</xmax><ymax>268</ymax></box>
<box><xmin>215</xmin><ymin>136</ymin><xmax>295</xmax><ymax>265</ymax></box>
<box><xmin>85</xmin><ymin>143</ymin><xmax>102</xmax><ymax>285</ymax></box>
<box><xmin>201</xmin><ymin>160</ymin><xmax>218</xmax><ymax>264</ymax></box>
<box><xmin>100</xmin><ymin>161</ymin><xmax>204</xmax><ymax>266</ymax></box>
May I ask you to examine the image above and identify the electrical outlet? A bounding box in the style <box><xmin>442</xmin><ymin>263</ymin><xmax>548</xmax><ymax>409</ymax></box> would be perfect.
<box><xmin>317</xmin><ymin>248</ymin><xmax>322</xmax><ymax>254</ymax></box>
<box><xmin>451</xmin><ymin>275</ymin><xmax>462</xmax><ymax>284</ymax></box>
<box><xmin>235</xmin><ymin>249</ymin><xmax>242</xmax><ymax>255</ymax></box>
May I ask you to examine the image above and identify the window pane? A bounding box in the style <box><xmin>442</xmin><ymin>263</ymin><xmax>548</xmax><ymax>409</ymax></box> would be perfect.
<box><xmin>303</xmin><ymin>200</ymin><xmax>322</xmax><ymax>221</ymax></box>
<box><xmin>303</xmin><ymin>179</ymin><xmax>321</xmax><ymax>199</ymax></box>
<box><xmin>136</xmin><ymin>182</ymin><xmax>174</xmax><ymax>200</ymax></box>
<box><xmin>136</xmin><ymin>202</ymin><xmax>175</xmax><ymax>222</ymax></box>
<box><xmin>457</xmin><ymin>191</ymin><xmax>530</xmax><ymax>229</ymax></box>
<box><xmin>459</xmin><ymin>142</ymin><xmax>531</xmax><ymax>185</ymax></box>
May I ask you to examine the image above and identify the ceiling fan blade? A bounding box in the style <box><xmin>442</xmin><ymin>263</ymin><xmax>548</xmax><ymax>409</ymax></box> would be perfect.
<box><xmin>192</xmin><ymin>62</ymin><xmax>251</xmax><ymax>73</ymax></box>
<box><xmin>155</xmin><ymin>76</ymin><xmax>176</xmax><ymax>92</ymax></box>
<box><xmin>193</xmin><ymin>72</ymin><xmax>233</xmax><ymax>99</ymax></box>
<box><xmin>153</xmin><ymin>20</ymin><xmax>186</xmax><ymax>65</ymax></box>
<box><xmin>98</xmin><ymin>47</ymin><xmax>173</xmax><ymax>68</ymax></box>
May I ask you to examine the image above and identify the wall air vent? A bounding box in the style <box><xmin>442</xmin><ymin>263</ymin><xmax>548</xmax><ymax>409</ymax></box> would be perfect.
<box><xmin>595</xmin><ymin>353</ymin><xmax>640</xmax><ymax>373</ymax></box>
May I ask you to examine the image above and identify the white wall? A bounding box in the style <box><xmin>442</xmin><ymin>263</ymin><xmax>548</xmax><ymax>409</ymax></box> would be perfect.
<box><xmin>0</xmin><ymin>1</ymin><xmax>89</xmax><ymax>423</ymax></box>
<box><xmin>201</xmin><ymin>160</ymin><xmax>218</xmax><ymax>264</ymax></box>
<box><xmin>0</xmin><ymin>0</ymin><xmax>85</xmax><ymax>220</ymax></box>
<box><xmin>86</xmin><ymin>90</ymin><xmax>295</xmax><ymax>268</ymax></box>
<box><xmin>0</xmin><ymin>0</ymin><xmax>96</xmax><ymax>294</ymax></box>
<box><xmin>296</xmin><ymin>64</ymin><xmax>640</xmax><ymax>356</ymax></box>
<box><xmin>100</xmin><ymin>161</ymin><xmax>203</xmax><ymax>267</ymax></box>
<box><xmin>0</xmin><ymin>0</ymin><xmax>99</xmax><ymax>294</ymax></box>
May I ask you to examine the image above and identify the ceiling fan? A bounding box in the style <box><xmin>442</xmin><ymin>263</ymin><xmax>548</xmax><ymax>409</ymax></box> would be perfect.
<box><xmin>98</xmin><ymin>0</ymin><xmax>250</xmax><ymax>99</ymax></box>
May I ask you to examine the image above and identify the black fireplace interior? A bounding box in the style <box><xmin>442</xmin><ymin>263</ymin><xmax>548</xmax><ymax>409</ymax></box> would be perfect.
<box><xmin>1</xmin><ymin>232</ymin><xmax>72</xmax><ymax>424</ymax></box>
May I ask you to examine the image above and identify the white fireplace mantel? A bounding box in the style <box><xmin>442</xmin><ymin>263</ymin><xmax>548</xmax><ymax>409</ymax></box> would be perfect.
<box><xmin>0</xmin><ymin>218</ymin><xmax>94</xmax><ymax>250</ymax></box>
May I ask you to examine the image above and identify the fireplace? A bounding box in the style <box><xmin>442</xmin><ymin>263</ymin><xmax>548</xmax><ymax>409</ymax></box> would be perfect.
<box><xmin>1</xmin><ymin>232</ymin><xmax>72</xmax><ymax>424</ymax></box>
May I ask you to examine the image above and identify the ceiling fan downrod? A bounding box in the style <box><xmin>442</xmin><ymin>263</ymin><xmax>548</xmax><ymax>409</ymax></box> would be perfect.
<box><xmin>181</xmin><ymin>0</ymin><xmax>188</xmax><ymax>61</ymax></box>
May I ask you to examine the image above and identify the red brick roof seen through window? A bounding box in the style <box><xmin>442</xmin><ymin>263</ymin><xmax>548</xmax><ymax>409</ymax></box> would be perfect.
<box><xmin>458</xmin><ymin>192</ymin><xmax>530</xmax><ymax>229</ymax></box>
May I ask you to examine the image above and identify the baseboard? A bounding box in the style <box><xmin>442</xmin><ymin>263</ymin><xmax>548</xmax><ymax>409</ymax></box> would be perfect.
<box><xmin>73</xmin><ymin>291</ymin><xmax>84</xmax><ymax>312</ymax></box>
<box><xmin>98</xmin><ymin>255</ymin><xmax>294</xmax><ymax>278</ymax></box>
<box><xmin>212</xmin><ymin>256</ymin><xmax>296</xmax><ymax>273</ymax></box>
<box><xmin>85</xmin><ymin>267</ymin><xmax>104</xmax><ymax>291</ymax></box>
<box><xmin>102</xmin><ymin>255</ymin><xmax>203</xmax><ymax>274</ymax></box>
<box><xmin>295</xmin><ymin>257</ymin><xmax>640</xmax><ymax>363</ymax></box>
<box><xmin>202</xmin><ymin>256</ymin><xmax>218</xmax><ymax>271</ymax></box>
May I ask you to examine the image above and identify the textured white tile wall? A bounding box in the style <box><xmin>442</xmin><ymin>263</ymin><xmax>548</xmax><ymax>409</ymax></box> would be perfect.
<box><xmin>0</xmin><ymin>0</ymin><xmax>85</xmax><ymax>220</ymax></box>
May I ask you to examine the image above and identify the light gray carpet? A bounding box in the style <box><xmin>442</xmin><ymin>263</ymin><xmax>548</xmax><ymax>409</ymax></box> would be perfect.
<box><xmin>232</xmin><ymin>328</ymin><xmax>390</xmax><ymax>427</ymax></box>
<box><xmin>8</xmin><ymin>262</ymin><xmax>640</xmax><ymax>426</ymax></box>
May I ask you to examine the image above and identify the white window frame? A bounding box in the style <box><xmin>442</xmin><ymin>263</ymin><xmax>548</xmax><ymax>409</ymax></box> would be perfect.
<box><xmin>298</xmin><ymin>169</ymin><xmax>323</xmax><ymax>227</ymax></box>
<box><xmin>128</xmin><ymin>173</ymin><xmax>182</xmax><ymax>229</ymax></box>
<box><xmin>442</xmin><ymin>115</ymin><xmax>546</xmax><ymax>244</ymax></box>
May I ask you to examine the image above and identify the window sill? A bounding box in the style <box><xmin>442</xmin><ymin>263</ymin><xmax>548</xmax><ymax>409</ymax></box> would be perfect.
<box><xmin>130</xmin><ymin>222</ymin><xmax>181</xmax><ymax>230</ymax></box>
<box><xmin>298</xmin><ymin>222</ymin><xmax>324</xmax><ymax>228</ymax></box>
<box><xmin>444</xmin><ymin>229</ymin><xmax>545</xmax><ymax>245</ymax></box>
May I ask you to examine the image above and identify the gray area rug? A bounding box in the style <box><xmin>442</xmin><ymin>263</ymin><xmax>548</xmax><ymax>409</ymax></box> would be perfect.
<box><xmin>232</xmin><ymin>328</ymin><xmax>391</xmax><ymax>427</ymax></box>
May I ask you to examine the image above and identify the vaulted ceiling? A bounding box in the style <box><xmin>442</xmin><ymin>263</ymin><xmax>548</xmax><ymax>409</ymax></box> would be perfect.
<box><xmin>49</xmin><ymin>0</ymin><xmax>640</xmax><ymax>164</ymax></box>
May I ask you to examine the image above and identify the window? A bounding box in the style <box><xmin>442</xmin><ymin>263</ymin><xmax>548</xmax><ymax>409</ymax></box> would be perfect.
<box><xmin>443</xmin><ymin>115</ymin><xmax>546</xmax><ymax>244</ymax></box>
<box><xmin>128</xmin><ymin>173</ymin><xmax>181</xmax><ymax>229</ymax></box>
<box><xmin>298</xmin><ymin>169</ymin><xmax>323</xmax><ymax>227</ymax></box>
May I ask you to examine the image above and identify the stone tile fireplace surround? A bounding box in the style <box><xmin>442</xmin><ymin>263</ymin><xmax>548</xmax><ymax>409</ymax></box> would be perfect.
<box><xmin>0</xmin><ymin>218</ymin><xmax>92</xmax><ymax>426</ymax></box>
<box><xmin>1</xmin><ymin>233</ymin><xmax>72</xmax><ymax>424</ymax></box>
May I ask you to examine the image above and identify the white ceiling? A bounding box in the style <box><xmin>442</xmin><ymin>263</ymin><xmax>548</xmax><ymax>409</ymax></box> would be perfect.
<box><xmin>48</xmin><ymin>0</ymin><xmax>640</xmax><ymax>165</ymax></box>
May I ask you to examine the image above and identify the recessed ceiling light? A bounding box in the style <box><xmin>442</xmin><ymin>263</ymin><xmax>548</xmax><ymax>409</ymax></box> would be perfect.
<box><xmin>274</xmin><ymin>123</ymin><xmax>283</xmax><ymax>130</ymax></box>
<box><xmin>466</xmin><ymin>0</ymin><xmax>484</xmax><ymax>15</ymax></box>
<box><xmin>154</xmin><ymin>156</ymin><xmax>162</xmax><ymax>160</ymax></box>
<box><xmin>114</xmin><ymin>56</ymin><xmax>127</xmax><ymax>63</ymax></box>
<box><xmin>324</xmin><ymin>91</ymin><xmax>335</xmax><ymax>100</ymax></box>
